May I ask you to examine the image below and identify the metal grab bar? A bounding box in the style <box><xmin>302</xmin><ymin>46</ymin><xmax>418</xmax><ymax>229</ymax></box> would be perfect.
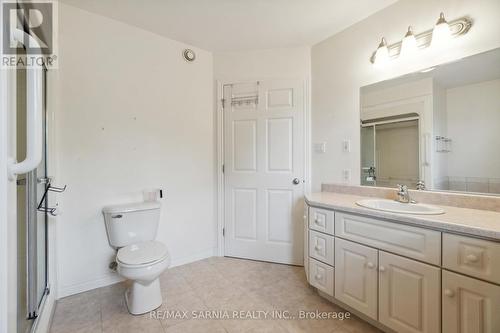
<box><xmin>7</xmin><ymin>29</ymin><xmax>43</xmax><ymax>180</ymax></box>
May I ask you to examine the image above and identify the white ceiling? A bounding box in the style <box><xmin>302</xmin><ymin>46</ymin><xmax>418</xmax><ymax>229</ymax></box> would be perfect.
<box><xmin>59</xmin><ymin>0</ymin><xmax>397</xmax><ymax>52</ymax></box>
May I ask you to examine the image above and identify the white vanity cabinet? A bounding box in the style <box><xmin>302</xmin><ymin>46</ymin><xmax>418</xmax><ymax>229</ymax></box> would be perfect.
<box><xmin>306</xmin><ymin>203</ymin><xmax>500</xmax><ymax>333</ymax></box>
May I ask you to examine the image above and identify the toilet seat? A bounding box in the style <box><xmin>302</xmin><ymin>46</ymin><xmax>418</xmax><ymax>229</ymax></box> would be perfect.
<box><xmin>117</xmin><ymin>241</ymin><xmax>168</xmax><ymax>267</ymax></box>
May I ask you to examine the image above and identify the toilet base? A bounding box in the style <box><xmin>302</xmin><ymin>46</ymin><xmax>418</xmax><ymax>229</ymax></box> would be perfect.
<box><xmin>125</xmin><ymin>278</ymin><xmax>163</xmax><ymax>315</ymax></box>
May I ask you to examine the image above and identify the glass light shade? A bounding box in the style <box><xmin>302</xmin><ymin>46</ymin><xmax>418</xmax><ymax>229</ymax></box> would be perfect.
<box><xmin>400</xmin><ymin>27</ymin><xmax>418</xmax><ymax>58</ymax></box>
<box><xmin>432</xmin><ymin>13</ymin><xmax>451</xmax><ymax>47</ymax></box>
<box><xmin>374</xmin><ymin>38</ymin><xmax>389</xmax><ymax>67</ymax></box>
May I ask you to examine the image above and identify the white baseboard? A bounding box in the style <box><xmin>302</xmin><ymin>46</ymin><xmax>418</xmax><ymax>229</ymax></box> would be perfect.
<box><xmin>58</xmin><ymin>274</ymin><xmax>124</xmax><ymax>299</ymax></box>
<box><xmin>57</xmin><ymin>247</ymin><xmax>217</xmax><ymax>299</ymax></box>
<box><xmin>170</xmin><ymin>247</ymin><xmax>217</xmax><ymax>268</ymax></box>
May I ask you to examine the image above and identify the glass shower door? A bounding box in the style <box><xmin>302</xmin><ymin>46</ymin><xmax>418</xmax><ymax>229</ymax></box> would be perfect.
<box><xmin>16</xmin><ymin>67</ymin><xmax>49</xmax><ymax>332</ymax></box>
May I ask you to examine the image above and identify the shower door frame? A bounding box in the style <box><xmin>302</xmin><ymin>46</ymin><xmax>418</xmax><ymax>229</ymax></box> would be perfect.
<box><xmin>361</xmin><ymin>116</ymin><xmax>421</xmax><ymax>188</ymax></box>
<box><xmin>26</xmin><ymin>67</ymin><xmax>50</xmax><ymax>321</ymax></box>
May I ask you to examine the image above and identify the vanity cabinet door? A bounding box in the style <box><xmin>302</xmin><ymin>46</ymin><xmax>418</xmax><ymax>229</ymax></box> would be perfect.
<box><xmin>443</xmin><ymin>233</ymin><xmax>500</xmax><ymax>285</ymax></box>
<box><xmin>379</xmin><ymin>251</ymin><xmax>441</xmax><ymax>333</ymax></box>
<box><xmin>442</xmin><ymin>270</ymin><xmax>500</xmax><ymax>333</ymax></box>
<box><xmin>309</xmin><ymin>207</ymin><xmax>334</xmax><ymax>235</ymax></box>
<box><xmin>335</xmin><ymin>238</ymin><xmax>378</xmax><ymax>320</ymax></box>
<box><xmin>335</xmin><ymin>212</ymin><xmax>441</xmax><ymax>265</ymax></box>
<box><xmin>309</xmin><ymin>230</ymin><xmax>334</xmax><ymax>265</ymax></box>
<box><xmin>309</xmin><ymin>258</ymin><xmax>334</xmax><ymax>297</ymax></box>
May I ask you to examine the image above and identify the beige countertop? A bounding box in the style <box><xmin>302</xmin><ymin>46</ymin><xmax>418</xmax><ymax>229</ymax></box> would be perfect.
<box><xmin>305</xmin><ymin>192</ymin><xmax>500</xmax><ymax>241</ymax></box>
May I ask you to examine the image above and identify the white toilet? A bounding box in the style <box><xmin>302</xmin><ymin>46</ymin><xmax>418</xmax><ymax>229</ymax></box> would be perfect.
<box><xmin>102</xmin><ymin>201</ymin><xmax>170</xmax><ymax>315</ymax></box>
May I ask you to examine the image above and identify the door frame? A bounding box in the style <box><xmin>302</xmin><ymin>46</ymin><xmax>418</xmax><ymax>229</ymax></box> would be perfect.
<box><xmin>215</xmin><ymin>78</ymin><xmax>311</xmax><ymax>258</ymax></box>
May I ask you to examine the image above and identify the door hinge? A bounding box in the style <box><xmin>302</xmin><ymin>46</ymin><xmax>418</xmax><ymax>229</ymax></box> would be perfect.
<box><xmin>222</xmin><ymin>164</ymin><xmax>225</xmax><ymax>173</ymax></box>
<box><xmin>222</xmin><ymin>227</ymin><xmax>225</xmax><ymax>237</ymax></box>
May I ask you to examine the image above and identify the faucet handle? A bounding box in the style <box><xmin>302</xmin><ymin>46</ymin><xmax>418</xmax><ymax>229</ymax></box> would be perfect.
<box><xmin>416</xmin><ymin>180</ymin><xmax>426</xmax><ymax>190</ymax></box>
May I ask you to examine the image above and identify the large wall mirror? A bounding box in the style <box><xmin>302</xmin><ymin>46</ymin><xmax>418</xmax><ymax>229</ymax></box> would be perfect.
<box><xmin>360</xmin><ymin>48</ymin><xmax>500</xmax><ymax>195</ymax></box>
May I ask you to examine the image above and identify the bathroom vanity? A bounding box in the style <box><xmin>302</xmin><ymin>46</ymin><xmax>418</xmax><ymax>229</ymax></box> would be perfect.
<box><xmin>304</xmin><ymin>191</ymin><xmax>500</xmax><ymax>333</ymax></box>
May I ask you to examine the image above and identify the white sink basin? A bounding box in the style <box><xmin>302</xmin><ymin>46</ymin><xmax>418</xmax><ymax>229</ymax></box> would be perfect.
<box><xmin>356</xmin><ymin>199</ymin><xmax>445</xmax><ymax>215</ymax></box>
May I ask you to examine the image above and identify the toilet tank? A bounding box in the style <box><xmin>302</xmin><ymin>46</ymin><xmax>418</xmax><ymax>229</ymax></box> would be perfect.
<box><xmin>102</xmin><ymin>201</ymin><xmax>161</xmax><ymax>248</ymax></box>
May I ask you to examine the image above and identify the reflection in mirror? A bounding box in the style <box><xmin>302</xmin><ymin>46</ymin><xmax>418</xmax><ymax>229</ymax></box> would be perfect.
<box><xmin>360</xmin><ymin>48</ymin><xmax>500</xmax><ymax>195</ymax></box>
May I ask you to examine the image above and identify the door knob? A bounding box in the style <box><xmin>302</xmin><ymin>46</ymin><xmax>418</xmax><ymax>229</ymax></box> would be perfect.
<box><xmin>292</xmin><ymin>178</ymin><xmax>301</xmax><ymax>185</ymax></box>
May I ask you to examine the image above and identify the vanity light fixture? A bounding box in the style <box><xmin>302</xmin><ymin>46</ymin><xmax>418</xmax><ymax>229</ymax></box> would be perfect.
<box><xmin>432</xmin><ymin>12</ymin><xmax>452</xmax><ymax>47</ymax></box>
<box><xmin>400</xmin><ymin>26</ymin><xmax>418</xmax><ymax>57</ymax></box>
<box><xmin>370</xmin><ymin>12</ymin><xmax>472</xmax><ymax>64</ymax></box>
<box><xmin>373</xmin><ymin>37</ymin><xmax>389</xmax><ymax>66</ymax></box>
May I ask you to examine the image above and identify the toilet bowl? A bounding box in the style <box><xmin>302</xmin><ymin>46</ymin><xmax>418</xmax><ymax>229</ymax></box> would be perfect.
<box><xmin>102</xmin><ymin>201</ymin><xmax>169</xmax><ymax>315</ymax></box>
<box><xmin>116</xmin><ymin>241</ymin><xmax>170</xmax><ymax>315</ymax></box>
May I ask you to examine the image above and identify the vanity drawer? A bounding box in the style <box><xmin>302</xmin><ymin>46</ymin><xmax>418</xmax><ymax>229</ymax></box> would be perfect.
<box><xmin>309</xmin><ymin>258</ymin><xmax>334</xmax><ymax>296</ymax></box>
<box><xmin>309</xmin><ymin>230</ymin><xmax>334</xmax><ymax>266</ymax></box>
<box><xmin>309</xmin><ymin>207</ymin><xmax>334</xmax><ymax>235</ymax></box>
<box><xmin>335</xmin><ymin>212</ymin><xmax>441</xmax><ymax>265</ymax></box>
<box><xmin>443</xmin><ymin>233</ymin><xmax>500</xmax><ymax>284</ymax></box>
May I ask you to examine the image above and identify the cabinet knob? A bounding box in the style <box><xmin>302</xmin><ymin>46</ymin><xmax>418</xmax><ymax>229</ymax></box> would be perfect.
<box><xmin>303</xmin><ymin>215</ymin><xmax>307</xmax><ymax>220</ymax></box>
<box><xmin>379</xmin><ymin>266</ymin><xmax>386</xmax><ymax>272</ymax></box>
<box><xmin>367</xmin><ymin>262</ymin><xmax>375</xmax><ymax>269</ymax></box>
<box><xmin>465</xmin><ymin>254</ymin><xmax>479</xmax><ymax>263</ymax></box>
<box><xmin>315</xmin><ymin>274</ymin><xmax>322</xmax><ymax>280</ymax></box>
<box><xmin>444</xmin><ymin>289</ymin><xmax>455</xmax><ymax>297</ymax></box>
<box><xmin>314</xmin><ymin>245</ymin><xmax>322</xmax><ymax>251</ymax></box>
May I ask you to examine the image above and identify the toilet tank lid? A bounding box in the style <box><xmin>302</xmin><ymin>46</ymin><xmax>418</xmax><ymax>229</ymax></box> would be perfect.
<box><xmin>102</xmin><ymin>201</ymin><xmax>160</xmax><ymax>214</ymax></box>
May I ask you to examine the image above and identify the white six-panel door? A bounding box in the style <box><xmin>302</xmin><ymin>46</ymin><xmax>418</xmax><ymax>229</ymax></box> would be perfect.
<box><xmin>223</xmin><ymin>79</ymin><xmax>305</xmax><ymax>265</ymax></box>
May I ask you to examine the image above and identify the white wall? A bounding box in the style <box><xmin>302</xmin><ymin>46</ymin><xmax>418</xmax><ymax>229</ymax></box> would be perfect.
<box><xmin>446</xmin><ymin>79</ymin><xmax>500</xmax><ymax>179</ymax></box>
<box><xmin>311</xmin><ymin>0</ymin><xmax>500</xmax><ymax>191</ymax></box>
<box><xmin>55</xmin><ymin>4</ymin><xmax>215</xmax><ymax>297</ymax></box>
<box><xmin>432</xmin><ymin>81</ymin><xmax>449</xmax><ymax>189</ymax></box>
<box><xmin>214</xmin><ymin>47</ymin><xmax>310</xmax><ymax>82</ymax></box>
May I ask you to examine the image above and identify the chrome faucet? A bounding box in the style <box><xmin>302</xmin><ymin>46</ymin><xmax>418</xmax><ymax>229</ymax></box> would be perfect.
<box><xmin>396</xmin><ymin>184</ymin><xmax>415</xmax><ymax>203</ymax></box>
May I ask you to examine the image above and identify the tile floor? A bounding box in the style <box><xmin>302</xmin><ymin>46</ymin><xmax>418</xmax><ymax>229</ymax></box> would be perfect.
<box><xmin>50</xmin><ymin>257</ymin><xmax>381</xmax><ymax>333</ymax></box>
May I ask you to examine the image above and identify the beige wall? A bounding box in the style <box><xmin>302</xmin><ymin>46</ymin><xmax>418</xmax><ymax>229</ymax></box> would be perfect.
<box><xmin>311</xmin><ymin>0</ymin><xmax>500</xmax><ymax>191</ymax></box>
<box><xmin>55</xmin><ymin>4</ymin><xmax>215</xmax><ymax>297</ymax></box>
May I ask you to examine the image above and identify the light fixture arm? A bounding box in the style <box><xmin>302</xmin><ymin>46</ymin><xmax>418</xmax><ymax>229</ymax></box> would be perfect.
<box><xmin>370</xmin><ymin>16</ymin><xmax>472</xmax><ymax>64</ymax></box>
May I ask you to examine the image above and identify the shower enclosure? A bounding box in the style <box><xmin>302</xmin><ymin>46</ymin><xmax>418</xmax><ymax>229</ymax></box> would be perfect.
<box><xmin>361</xmin><ymin>118</ymin><xmax>420</xmax><ymax>189</ymax></box>
<box><xmin>16</xmin><ymin>67</ymin><xmax>50</xmax><ymax>333</ymax></box>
